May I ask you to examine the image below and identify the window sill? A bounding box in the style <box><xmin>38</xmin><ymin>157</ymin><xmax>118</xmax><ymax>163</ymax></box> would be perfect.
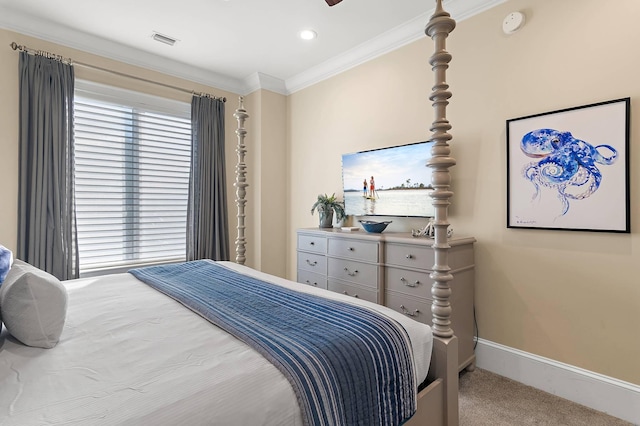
<box><xmin>79</xmin><ymin>258</ymin><xmax>186</xmax><ymax>278</ymax></box>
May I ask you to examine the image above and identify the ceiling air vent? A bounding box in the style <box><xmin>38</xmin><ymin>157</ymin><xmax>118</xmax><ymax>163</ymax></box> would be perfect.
<box><xmin>151</xmin><ymin>32</ymin><xmax>177</xmax><ymax>46</ymax></box>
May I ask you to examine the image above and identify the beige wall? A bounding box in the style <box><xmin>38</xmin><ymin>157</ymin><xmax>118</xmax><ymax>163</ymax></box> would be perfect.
<box><xmin>0</xmin><ymin>30</ymin><xmax>22</xmax><ymax>252</ymax></box>
<box><xmin>242</xmin><ymin>89</ymin><xmax>288</xmax><ymax>276</ymax></box>
<box><xmin>287</xmin><ymin>0</ymin><xmax>640</xmax><ymax>385</ymax></box>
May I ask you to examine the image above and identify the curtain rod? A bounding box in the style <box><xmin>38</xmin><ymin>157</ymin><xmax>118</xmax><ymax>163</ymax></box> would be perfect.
<box><xmin>9</xmin><ymin>42</ymin><xmax>226</xmax><ymax>102</ymax></box>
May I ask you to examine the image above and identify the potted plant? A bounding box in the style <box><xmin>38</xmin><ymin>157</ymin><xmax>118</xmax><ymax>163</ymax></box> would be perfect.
<box><xmin>311</xmin><ymin>193</ymin><xmax>346</xmax><ymax>228</ymax></box>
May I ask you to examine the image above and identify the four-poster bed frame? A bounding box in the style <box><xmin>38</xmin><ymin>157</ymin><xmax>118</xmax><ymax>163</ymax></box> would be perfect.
<box><xmin>2</xmin><ymin>1</ymin><xmax>461</xmax><ymax>424</ymax></box>
<box><xmin>234</xmin><ymin>96</ymin><xmax>249</xmax><ymax>265</ymax></box>
<box><xmin>233</xmin><ymin>1</ymin><xmax>460</xmax><ymax>425</ymax></box>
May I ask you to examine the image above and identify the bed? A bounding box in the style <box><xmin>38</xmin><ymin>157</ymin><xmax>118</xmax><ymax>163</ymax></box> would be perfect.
<box><xmin>0</xmin><ymin>1</ymin><xmax>459</xmax><ymax>425</ymax></box>
<box><xmin>0</xmin><ymin>261</ymin><xmax>434</xmax><ymax>425</ymax></box>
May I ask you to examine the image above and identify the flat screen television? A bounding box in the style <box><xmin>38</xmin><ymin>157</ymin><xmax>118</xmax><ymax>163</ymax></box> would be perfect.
<box><xmin>342</xmin><ymin>141</ymin><xmax>435</xmax><ymax>217</ymax></box>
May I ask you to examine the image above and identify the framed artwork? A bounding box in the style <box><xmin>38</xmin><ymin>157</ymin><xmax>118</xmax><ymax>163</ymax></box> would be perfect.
<box><xmin>506</xmin><ymin>98</ymin><xmax>630</xmax><ymax>233</ymax></box>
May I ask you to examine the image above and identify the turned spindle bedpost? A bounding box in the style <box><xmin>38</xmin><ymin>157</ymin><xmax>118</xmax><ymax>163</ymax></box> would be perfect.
<box><xmin>425</xmin><ymin>0</ymin><xmax>457</xmax><ymax>339</ymax></box>
<box><xmin>234</xmin><ymin>97</ymin><xmax>249</xmax><ymax>265</ymax></box>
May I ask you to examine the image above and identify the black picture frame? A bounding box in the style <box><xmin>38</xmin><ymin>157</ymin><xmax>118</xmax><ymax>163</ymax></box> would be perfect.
<box><xmin>506</xmin><ymin>98</ymin><xmax>630</xmax><ymax>233</ymax></box>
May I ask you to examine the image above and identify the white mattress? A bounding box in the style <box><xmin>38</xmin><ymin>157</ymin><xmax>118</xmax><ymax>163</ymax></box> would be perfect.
<box><xmin>0</xmin><ymin>261</ymin><xmax>432</xmax><ymax>425</ymax></box>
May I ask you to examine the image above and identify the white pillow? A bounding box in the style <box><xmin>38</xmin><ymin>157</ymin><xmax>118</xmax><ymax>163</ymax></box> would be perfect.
<box><xmin>0</xmin><ymin>260</ymin><xmax>68</xmax><ymax>348</ymax></box>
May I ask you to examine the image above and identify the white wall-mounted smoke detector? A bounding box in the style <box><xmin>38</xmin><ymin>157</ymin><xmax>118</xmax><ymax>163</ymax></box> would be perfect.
<box><xmin>502</xmin><ymin>11</ymin><xmax>525</xmax><ymax>35</ymax></box>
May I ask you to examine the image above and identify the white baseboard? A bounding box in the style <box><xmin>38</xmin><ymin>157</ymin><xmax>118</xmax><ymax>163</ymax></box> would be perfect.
<box><xmin>474</xmin><ymin>338</ymin><xmax>640</xmax><ymax>425</ymax></box>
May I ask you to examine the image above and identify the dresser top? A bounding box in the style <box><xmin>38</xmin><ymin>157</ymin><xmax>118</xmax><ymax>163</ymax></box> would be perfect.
<box><xmin>297</xmin><ymin>228</ymin><xmax>476</xmax><ymax>247</ymax></box>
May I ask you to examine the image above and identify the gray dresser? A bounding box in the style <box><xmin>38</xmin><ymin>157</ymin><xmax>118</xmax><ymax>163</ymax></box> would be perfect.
<box><xmin>297</xmin><ymin>229</ymin><xmax>383</xmax><ymax>304</ymax></box>
<box><xmin>296</xmin><ymin>228</ymin><xmax>476</xmax><ymax>372</ymax></box>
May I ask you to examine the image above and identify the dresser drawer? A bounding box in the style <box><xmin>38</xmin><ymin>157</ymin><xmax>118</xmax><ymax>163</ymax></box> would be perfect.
<box><xmin>328</xmin><ymin>279</ymin><xmax>378</xmax><ymax>304</ymax></box>
<box><xmin>385</xmin><ymin>242</ymin><xmax>434</xmax><ymax>270</ymax></box>
<box><xmin>327</xmin><ymin>258</ymin><xmax>378</xmax><ymax>289</ymax></box>
<box><xmin>328</xmin><ymin>238</ymin><xmax>379</xmax><ymax>262</ymax></box>
<box><xmin>297</xmin><ymin>252</ymin><xmax>327</xmax><ymax>274</ymax></box>
<box><xmin>387</xmin><ymin>267</ymin><xmax>471</xmax><ymax>304</ymax></box>
<box><xmin>385</xmin><ymin>291</ymin><xmax>431</xmax><ymax>326</ymax></box>
<box><xmin>298</xmin><ymin>234</ymin><xmax>327</xmax><ymax>254</ymax></box>
<box><xmin>385</xmin><ymin>267</ymin><xmax>431</xmax><ymax>297</ymax></box>
<box><xmin>297</xmin><ymin>269</ymin><xmax>328</xmax><ymax>290</ymax></box>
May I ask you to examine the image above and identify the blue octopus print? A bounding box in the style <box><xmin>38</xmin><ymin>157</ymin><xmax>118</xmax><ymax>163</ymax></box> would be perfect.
<box><xmin>520</xmin><ymin>128</ymin><xmax>618</xmax><ymax>216</ymax></box>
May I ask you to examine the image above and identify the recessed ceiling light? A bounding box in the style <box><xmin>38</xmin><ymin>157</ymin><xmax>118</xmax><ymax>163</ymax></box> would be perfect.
<box><xmin>299</xmin><ymin>29</ymin><xmax>317</xmax><ymax>41</ymax></box>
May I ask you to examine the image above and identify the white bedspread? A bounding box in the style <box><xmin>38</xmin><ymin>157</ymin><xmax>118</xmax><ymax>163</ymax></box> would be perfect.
<box><xmin>0</xmin><ymin>261</ymin><xmax>432</xmax><ymax>425</ymax></box>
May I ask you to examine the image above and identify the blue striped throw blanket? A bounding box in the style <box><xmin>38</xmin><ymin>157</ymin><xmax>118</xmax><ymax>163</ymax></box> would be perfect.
<box><xmin>130</xmin><ymin>260</ymin><xmax>416</xmax><ymax>426</ymax></box>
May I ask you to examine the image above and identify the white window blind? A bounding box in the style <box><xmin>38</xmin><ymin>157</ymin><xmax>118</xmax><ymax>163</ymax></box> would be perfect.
<box><xmin>74</xmin><ymin>81</ymin><xmax>191</xmax><ymax>274</ymax></box>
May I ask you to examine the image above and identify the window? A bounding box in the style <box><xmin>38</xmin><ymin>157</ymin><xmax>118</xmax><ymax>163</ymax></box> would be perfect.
<box><xmin>74</xmin><ymin>81</ymin><xmax>191</xmax><ymax>274</ymax></box>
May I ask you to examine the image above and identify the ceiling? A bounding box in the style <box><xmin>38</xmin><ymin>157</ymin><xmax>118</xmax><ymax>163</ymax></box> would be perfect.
<box><xmin>0</xmin><ymin>0</ymin><xmax>505</xmax><ymax>95</ymax></box>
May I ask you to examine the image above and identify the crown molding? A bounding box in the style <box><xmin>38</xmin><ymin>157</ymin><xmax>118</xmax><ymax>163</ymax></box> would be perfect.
<box><xmin>0</xmin><ymin>5</ymin><xmax>246</xmax><ymax>95</ymax></box>
<box><xmin>242</xmin><ymin>72</ymin><xmax>287</xmax><ymax>96</ymax></box>
<box><xmin>285</xmin><ymin>10</ymin><xmax>432</xmax><ymax>94</ymax></box>
<box><xmin>285</xmin><ymin>0</ymin><xmax>507</xmax><ymax>94</ymax></box>
<box><xmin>1</xmin><ymin>0</ymin><xmax>505</xmax><ymax>97</ymax></box>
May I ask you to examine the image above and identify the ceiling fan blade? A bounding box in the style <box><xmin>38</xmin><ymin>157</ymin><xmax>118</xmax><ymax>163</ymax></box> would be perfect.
<box><xmin>325</xmin><ymin>0</ymin><xmax>343</xmax><ymax>6</ymax></box>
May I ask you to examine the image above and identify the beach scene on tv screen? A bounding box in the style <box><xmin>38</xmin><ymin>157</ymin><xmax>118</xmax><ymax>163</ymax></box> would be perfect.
<box><xmin>342</xmin><ymin>142</ymin><xmax>435</xmax><ymax>217</ymax></box>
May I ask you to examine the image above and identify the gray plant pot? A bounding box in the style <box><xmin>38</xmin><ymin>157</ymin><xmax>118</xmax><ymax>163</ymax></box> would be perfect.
<box><xmin>319</xmin><ymin>210</ymin><xmax>334</xmax><ymax>228</ymax></box>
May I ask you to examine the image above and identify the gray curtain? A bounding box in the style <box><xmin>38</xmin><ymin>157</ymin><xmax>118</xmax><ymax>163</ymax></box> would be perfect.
<box><xmin>17</xmin><ymin>52</ymin><xmax>78</xmax><ymax>280</ymax></box>
<box><xmin>187</xmin><ymin>96</ymin><xmax>229</xmax><ymax>261</ymax></box>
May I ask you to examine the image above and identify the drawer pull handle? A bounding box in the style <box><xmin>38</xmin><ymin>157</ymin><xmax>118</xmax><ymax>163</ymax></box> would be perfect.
<box><xmin>343</xmin><ymin>267</ymin><xmax>359</xmax><ymax>276</ymax></box>
<box><xmin>400</xmin><ymin>277</ymin><xmax>420</xmax><ymax>288</ymax></box>
<box><xmin>343</xmin><ymin>291</ymin><xmax>359</xmax><ymax>298</ymax></box>
<box><xmin>348</xmin><ymin>247</ymin><xmax>354</xmax><ymax>251</ymax></box>
<box><xmin>310</xmin><ymin>242</ymin><xmax>315</xmax><ymax>246</ymax></box>
<box><xmin>306</xmin><ymin>259</ymin><xmax>318</xmax><ymax>266</ymax></box>
<box><xmin>406</xmin><ymin>254</ymin><xmax>413</xmax><ymax>259</ymax></box>
<box><xmin>305</xmin><ymin>280</ymin><xmax>318</xmax><ymax>286</ymax></box>
<box><xmin>400</xmin><ymin>305</ymin><xmax>420</xmax><ymax>317</ymax></box>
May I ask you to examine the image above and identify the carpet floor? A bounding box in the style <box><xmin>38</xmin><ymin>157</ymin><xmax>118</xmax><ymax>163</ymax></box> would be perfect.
<box><xmin>459</xmin><ymin>368</ymin><xmax>634</xmax><ymax>425</ymax></box>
